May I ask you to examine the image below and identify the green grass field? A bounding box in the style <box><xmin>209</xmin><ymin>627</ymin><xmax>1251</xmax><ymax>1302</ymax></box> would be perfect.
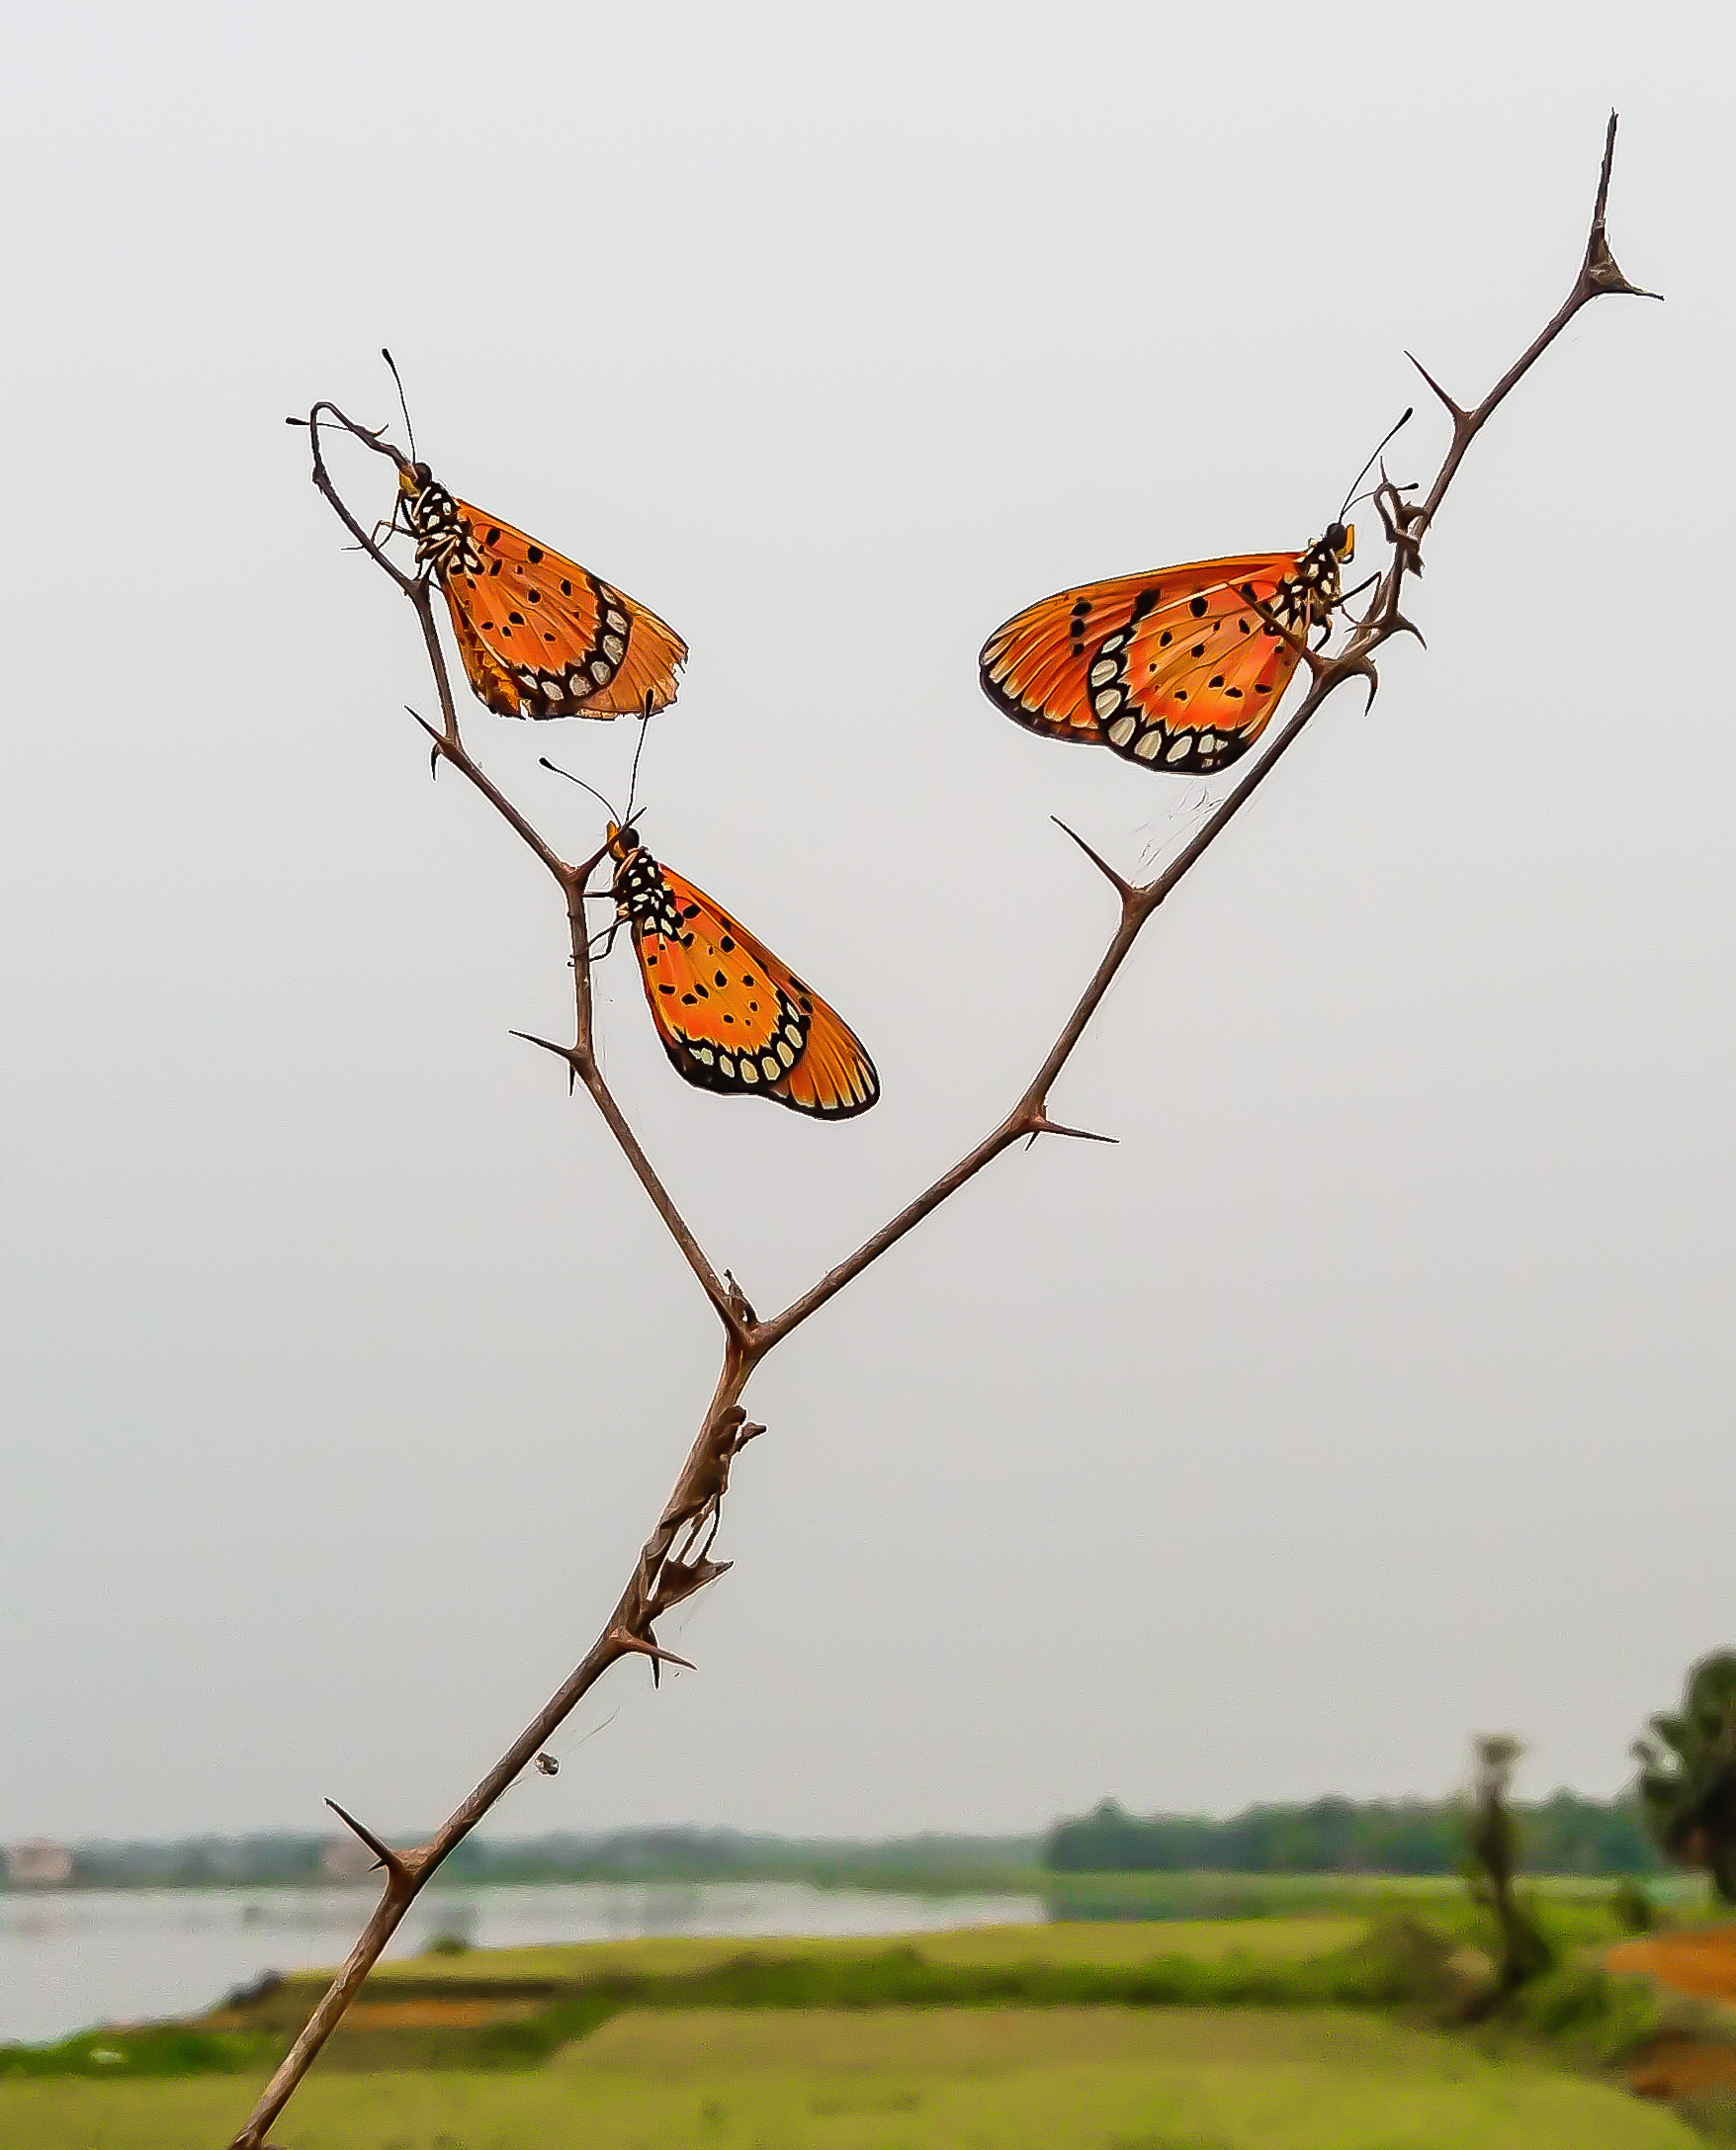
<box><xmin>0</xmin><ymin>2007</ymin><xmax>1696</xmax><ymax>2149</ymax></box>
<box><xmin>1</xmin><ymin>1908</ymin><xmax>1699</xmax><ymax>2146</ymax></box>
<box><xmin>371</xmin><ymin>1916</ymin><xmax>1368</xmax><ymax>1985</ymax></box>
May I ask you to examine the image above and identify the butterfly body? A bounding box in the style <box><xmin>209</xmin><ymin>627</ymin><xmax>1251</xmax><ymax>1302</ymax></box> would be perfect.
<box><xmin>606</xmin><ymin>824</ymin><xmax>878</xmax><ymax>1118</ymax></box>
<box><xmin>979</xmin><ymin>523</ymin><xmax>1353</xmax><ymax>774</ymax></box>
<box><xmin>397</xmin><ymin>462</ymin><xmax>686</xmax><ymax>723</ymax></box>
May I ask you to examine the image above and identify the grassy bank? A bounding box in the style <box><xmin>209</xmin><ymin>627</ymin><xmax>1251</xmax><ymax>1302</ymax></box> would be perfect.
<box><xmin>0</xmin><ymin>2007</ymin><xmax>1700</xmax><ymax>2150</ymax></box>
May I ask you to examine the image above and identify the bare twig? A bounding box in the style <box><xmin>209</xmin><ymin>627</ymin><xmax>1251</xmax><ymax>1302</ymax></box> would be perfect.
<box><xmin>229</xmin><ymin>117</ymin><xmax>1651</xmax><ymax>2147</ymax></box>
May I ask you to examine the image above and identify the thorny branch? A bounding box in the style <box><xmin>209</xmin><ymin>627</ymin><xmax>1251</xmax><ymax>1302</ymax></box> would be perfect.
<box><xmin>231</xmin><ymin>115</ymin><xmax>1653</xmax><ymax>2146</ymax></box>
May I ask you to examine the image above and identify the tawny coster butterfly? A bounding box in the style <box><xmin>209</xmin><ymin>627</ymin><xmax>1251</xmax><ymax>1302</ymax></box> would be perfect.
<box><xmin>604</xmin><ymin>821</ymin><xmax>879</xmax><ymax>1118</ymax></box>
<box><xmin>381</xmin><ymin>355</ymin><xmax>686</xmax><ymax>723</ymax></box>
<box><xmin>978</xmin><ymin>418</ymin><xmax>1408</xmax><ymax>775</ymax></box>
<box><xmin>396</xmin><ymin>463</ymin><xmax>688</xmax><ymax>723</ymax></box>
<box><xmin>978</xmin><ymin>526</ymin><xmax>1353</xmax><ymax>775</ymax></box>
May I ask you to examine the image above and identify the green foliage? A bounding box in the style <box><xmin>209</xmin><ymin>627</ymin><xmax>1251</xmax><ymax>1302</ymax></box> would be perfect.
<box><xmin>1506</xmin><ymin>1961</ymin><xmax>1668</xmax><ymax>2063</ymax></box>
<box><xmin>27</xmin><ymin>1827</ymin><xmax>1042</xmax><ymax>1895</ymax></box>
<box><xmin>1047</xmin><ymin>1792</ymin><xmax>1659</xmax><ymax>1878</ymax></box>
<box><xmin>1459</xmin><ymin>1736</ymin><xmax>1554</xmax><ymax>2011</ymax></box>
<box><xmin>1610</xmin><ymin>1876</ymin><xmax>1658</xmax><ymax>1934</ymax></box>
<box><xmin>0</xmin><ymin>2025</ymin><xmax>279</xmax><ymax>2080</ymax></box>
<box><xmin>1634</xmin><ymin>1650</ymin><xmax>1736</xmax><ymax>1905</ymax></box>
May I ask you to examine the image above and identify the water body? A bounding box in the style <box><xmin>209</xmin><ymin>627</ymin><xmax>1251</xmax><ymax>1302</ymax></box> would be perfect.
<box><xmin>0</xmin><ymin>1881</ymin><xmax>1043</xmax><ymax>2046</ymax></box>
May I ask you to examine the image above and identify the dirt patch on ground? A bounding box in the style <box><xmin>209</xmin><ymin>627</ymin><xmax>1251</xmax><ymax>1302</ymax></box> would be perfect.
<box><xmin>1606</xmin><ymin>1926</ymin><xmax>1736</xmax><ymax>2105</ymax></box>
<box><xmin>1626</xmin><ymin>2032</ymin><xmax>1736</xmax><ymax>2100</ymax></box>
<box><xmin>1608</xmin><ymin>1927</ymin><xmax>1736</xmax><ymax>2006</ymax></box>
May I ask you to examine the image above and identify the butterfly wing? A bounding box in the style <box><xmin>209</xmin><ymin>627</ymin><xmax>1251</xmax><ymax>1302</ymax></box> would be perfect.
<box><xmin>442</xmin><ymin>497</ymin><xmax>687</xmax><ymax>721</ymax></box>
<box><xmin>979</xmin><ymin>553</ymin><xmax>1304</xmax><ymax>774</ymax></box>
<box><xmin>628</xmin><ymin>865</ymin><xmax>878</xmax><ymax>1118</ymax></box>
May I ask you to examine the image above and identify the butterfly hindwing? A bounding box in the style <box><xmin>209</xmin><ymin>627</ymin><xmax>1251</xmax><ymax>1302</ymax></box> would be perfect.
<box><xmin>979</xmin><ymin>553</ymin><xmax>1301</xmax><ymax>774</ymax></box>
<box><xmin>980</xmin><ymin>529</ymin><xmax>1352</xmax><ymax>775</ymax></box>
<box><xmin>400</xmin><ymin>468</ymin><xmax>687</xmax><ymax>722</ymax></box>
<box><xmin>611</xmin><ymin>838</ymin><xmax>878</xmax><ymax>1119</ymax></box>
<box><xmin>444</xmin><ymin>498</ymin><xmax>687</xmax><ymax>720</ymax></box>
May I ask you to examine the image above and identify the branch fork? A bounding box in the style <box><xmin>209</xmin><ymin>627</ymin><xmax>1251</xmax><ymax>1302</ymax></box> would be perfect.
<box><xmin>230</xmin><ymin>118</ymin><xmax>1653</xmax><ymax>2150</ymax></box>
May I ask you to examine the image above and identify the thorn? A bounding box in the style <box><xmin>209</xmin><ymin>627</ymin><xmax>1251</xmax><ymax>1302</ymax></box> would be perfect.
<box><xmin>324</xmin><ymin>1799</ymin><xmax>407</xmax><ymax>1879</ymax></box>
<box><xmin>1404</xmin><ymin>352</ymin><xmax>1469</xmax><ymax>424</ymax></box>
<box><xmin>1051</xmin><ymin>818</ymin><xmax>1134</xmax><ymax>900</ymax></box>
<box><xmin>1386</xmin><ymin>611</ymin><xmax>1427</xmax><ymax>649</ymax></box>
<box><xmin>1025</xmin><ymin>1115</ymin><xmax>1119</xmax><ymax>1149</ymax></box>
<box><xmin>510</xmin><ymin>1028</ymin><xmax>578</xmax><ymax>1065</ymax></box>
<box><xmin>609</xmin><ymin>1626</ymin><xmax>696</xmax><ymax>1673</ymax></box>
<box><xmin>724</xmin><ymin>1269</ymin><xmax>758</xmax><ymax>1325</ymax></box>
<box><xmin>510</xmin><ymin>1028</ymin><xmax>582</xmax><ymax>1095</ymax></box>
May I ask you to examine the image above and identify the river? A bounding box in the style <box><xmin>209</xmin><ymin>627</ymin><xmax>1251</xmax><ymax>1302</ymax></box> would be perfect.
<box><xmin>0</xmin><ymin>1881</ymin><xmax>1043</xmax><ymax>2045</ymax></box>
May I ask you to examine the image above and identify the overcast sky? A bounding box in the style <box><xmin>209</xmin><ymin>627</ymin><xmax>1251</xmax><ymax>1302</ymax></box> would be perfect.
<box><xmin>1</xmin><ymin>3</ymin><xmax>1729</xmax><ymax>1846</ymax></box>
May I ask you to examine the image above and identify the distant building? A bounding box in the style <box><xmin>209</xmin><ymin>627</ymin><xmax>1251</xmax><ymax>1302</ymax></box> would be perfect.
<box><xmin>6</xmin><ymin>1840</ymin><xmax>72</xmax><ymax>1887</ymax></box>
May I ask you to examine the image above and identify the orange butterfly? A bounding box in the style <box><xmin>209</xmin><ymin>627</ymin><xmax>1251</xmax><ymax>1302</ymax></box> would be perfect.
<box><xmin>396</xmin><ymin>461</ymin><xmax>687</xmax><ymax>723</ymax></box>
<box><xmin>978</xmin><ymin>523</ymin><xmax>1355</xmax><ymax>775</ymax></box>
<box><xmin>606</xmin><ymin>822</ymin><xmax>879</xmax><ymax>1118</ymax></box>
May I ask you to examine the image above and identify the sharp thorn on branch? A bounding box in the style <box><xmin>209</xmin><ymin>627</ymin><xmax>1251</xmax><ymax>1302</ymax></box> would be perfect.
<box><xmin>510</xmin><ymin>1029</ymin><xmax>581</xmax><ymax>1093</ymax></box>
<box><xmin>1387</xmin><ymin>611</ymin><xmax>1427</xmax><ymax>649</ymax></box>
<box><xmin>1025</xmin><ymin>1115</ymin><xmax>1119</xmax><ymax>1149</ymax></box>
<box><xmin>1404</xmin><ymin>351</ymin><xmax>1470</xmax><ymax>424</ymax></box>
<box><xmin>324</xmin><ymin>1799</ymin><xmax>406</xmax><ymax>1878</ymax></box>
<box><xmin>509</xmin><ymin>1028</ymin><xmax>578</xmax><ymax>1065</ymax></box>
<box><xmin>609</xmin><ymin>1626</ymin><xmax>696</xmax><ymax>1673</ymax></box>
<box><xmin>1051</xmin><ymin>817</ymin><xmax>1135</xmax><ymax>899</ymax></box>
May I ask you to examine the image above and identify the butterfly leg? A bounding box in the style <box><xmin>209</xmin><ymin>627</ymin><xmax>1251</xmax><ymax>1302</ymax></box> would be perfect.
<box><xmin>588</xmin><ymin>916</ymin><xmax>627</xmax><ymax>962</ymax></box>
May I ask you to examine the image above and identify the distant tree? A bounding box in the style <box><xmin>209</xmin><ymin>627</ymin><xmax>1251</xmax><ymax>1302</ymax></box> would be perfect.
<box><xmin>1632</xmin><ymin>1650</ymin><xmax>1736</xmax><ymax>1906</ymax></box>
<box><xmin>1461</xmin><ymin>1735</ymin><xmax>1553</xmax><ymax>2008</ymax></box>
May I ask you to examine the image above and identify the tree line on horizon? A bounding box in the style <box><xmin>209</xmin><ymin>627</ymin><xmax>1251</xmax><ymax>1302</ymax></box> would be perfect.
<box><xmin>1044</xmin><ymin>1792</ymin><xmax>1659</xmax><ymax>1877</ymax></box>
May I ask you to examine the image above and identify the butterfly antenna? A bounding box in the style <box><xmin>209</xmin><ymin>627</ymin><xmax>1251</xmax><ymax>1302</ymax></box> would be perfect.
<box><xmin>622</xmin><ymin>700</ymin><xmax>653</xmax><ymax>828</ymax></box>
<box><xmin>539</xmin><ymin>756</ymin><xmax>619</xmax><ymax>820</ymax></box>
<box><xmin>1338</xmin><ymin>407</ymin><xmax>1413</xmax><ymax>522</ymax></box>
<box><xmin>381</xmin><ymin>347</ymin><xmax>417</xmax><ymax>463</ymax></box>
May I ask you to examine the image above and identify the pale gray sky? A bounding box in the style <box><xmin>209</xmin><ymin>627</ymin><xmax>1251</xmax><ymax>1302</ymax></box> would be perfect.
<box><xmin>2</xmin><ymin>2</ymin><xmax>1729</xmax><ymax>1845</ymax></box>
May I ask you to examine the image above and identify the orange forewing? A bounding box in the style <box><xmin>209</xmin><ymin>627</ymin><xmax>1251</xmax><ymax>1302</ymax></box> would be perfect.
<box><xmin>442</xmin><ymin>497</ymin><xmax>686</xmax><ymax>721</ymax></box>
<box><xmin>980</xmin><ymin>553</ymin><xmax>1305</xmax><ymax>775</ymax></box>
<box><xmin>629</xmin><ymin>864</ymin><xmax>878</xmax><ymax>1119</ymax></box>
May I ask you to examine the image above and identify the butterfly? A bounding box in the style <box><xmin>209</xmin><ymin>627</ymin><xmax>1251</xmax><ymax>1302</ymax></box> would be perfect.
<box><xmin>605</xmin><ymin>823</ymin><xmax>879</xmax><ymax>1118</ymax></box>
<box><xmin>978</xmin><ymin>522</ymin><xmax>1355</xmax><ymax>776</ymax></box>
<box><xmin>395</xmin><ymin>461</ymin><xmax>687</xmax><ymax>723</ymax></box>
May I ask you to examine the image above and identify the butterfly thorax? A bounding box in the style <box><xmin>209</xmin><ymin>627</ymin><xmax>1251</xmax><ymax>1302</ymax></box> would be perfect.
<box><xmin>609</xmin><ymin>830</ymin><xmax>690</xmax><ymax>941</ymax></box>
<box><xmin>398</xmin><ymin>464</ymin><xmax>484</xmax><ymax>579</ymax></box>
<box><xmin>1262</xmin><ymin>521</ymin><xmax>1353</xmax><ymax>636</ymax></box>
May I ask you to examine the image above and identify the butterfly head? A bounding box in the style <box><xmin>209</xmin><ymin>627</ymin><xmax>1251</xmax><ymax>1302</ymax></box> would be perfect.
<box><xmin>1323</xmin><ymin>520</ymin><xmax>1354</xmax><ymax>565</ymax></box>
<box><xmin>606</xmin><ymin>820</ymin><xmax>643</xmax><ymax>864</ymax></box>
